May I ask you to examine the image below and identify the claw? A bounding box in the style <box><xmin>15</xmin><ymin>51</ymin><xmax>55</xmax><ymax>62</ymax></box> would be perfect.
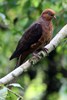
<box><xmin>33</xmin><ymin>53</ymin><xmax>41</xmax><ymax>59</ymax></box>
<box><xmin>42</xmin><ymin>47</ymin><xmax>48</xmax><ymax>54</ymax></box>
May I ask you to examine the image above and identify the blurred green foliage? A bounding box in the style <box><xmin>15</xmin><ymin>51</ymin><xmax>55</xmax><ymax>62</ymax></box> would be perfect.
<box><xmin>0</xmin><ymin>0</ymin><xmax>67</xmax><ymax>100</ymax></box>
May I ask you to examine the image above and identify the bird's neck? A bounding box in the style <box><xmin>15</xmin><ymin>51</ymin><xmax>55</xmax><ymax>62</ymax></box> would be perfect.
<box><xmin>39</xmin><ymin>17</ymin><xmax>53</xmax><ymax>33</ymax></box>
<box><xmin>39</xmin><ymin>16</ymin><xmax>52</xmax><ymax>25</ymax></box>
<box><xmin>44</xmin><ymin>18</ymin><xmax>52</xmax><ymax>23</ymax></box>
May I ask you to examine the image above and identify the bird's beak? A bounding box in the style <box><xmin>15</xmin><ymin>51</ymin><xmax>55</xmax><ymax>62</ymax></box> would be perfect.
<box><xmin>54</xmin><ymin>15</ymin><xmax>56</xmax><ymax>19</ymax></box>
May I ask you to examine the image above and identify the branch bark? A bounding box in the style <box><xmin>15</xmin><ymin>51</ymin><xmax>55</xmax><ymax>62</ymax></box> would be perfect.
<box><xmin>0</xmin><ymin>24</ymin><xmax>67</xmax><ymax>85</ymax></box>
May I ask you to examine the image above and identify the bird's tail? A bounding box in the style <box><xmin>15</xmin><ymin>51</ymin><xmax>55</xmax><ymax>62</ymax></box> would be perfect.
<box><xmin>15</xmin><ymin>52</ymin><xmax>29</xmax><ymax>68</ymax></box>
<box><xmin>9</xmin><ymin>50</ymin><xmax>20</xmax><ymax>60</ymax></box>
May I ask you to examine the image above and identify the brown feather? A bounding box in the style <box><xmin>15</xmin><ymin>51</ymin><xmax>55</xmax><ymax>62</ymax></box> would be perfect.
<box><xmin>10</xmin><ymin>9</ymin><xmax>56</xmax><ymax>67</ymax></box>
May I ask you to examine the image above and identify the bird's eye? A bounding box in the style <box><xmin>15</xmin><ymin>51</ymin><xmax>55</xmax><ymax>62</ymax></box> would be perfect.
<box><xmin>48</xmin><ymin>12</ymin><xmax>53</xmax><ymax>16</ymax></box>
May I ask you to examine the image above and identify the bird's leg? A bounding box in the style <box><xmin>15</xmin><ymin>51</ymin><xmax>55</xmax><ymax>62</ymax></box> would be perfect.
<box><xmin>42</xmin><ymin>47</ymin><xmax>48</xmax><ymax>54</ymax></box>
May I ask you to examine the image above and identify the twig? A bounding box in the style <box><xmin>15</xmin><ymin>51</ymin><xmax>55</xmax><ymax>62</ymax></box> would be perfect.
<box><xmin>7</xmin><ymin>88</ymin><xmax>23</xmax><ymax>99</ymax></box>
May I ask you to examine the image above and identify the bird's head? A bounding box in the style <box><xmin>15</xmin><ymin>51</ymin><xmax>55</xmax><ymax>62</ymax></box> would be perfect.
<box><xmin>41</xmin><ymin>9</ymin><xmax>56</xmax><ymax>21</ymax></box>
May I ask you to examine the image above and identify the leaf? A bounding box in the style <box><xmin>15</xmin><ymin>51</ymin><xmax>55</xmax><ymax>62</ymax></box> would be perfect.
<box><xmin>8</xmin><ymin>83</ymin><xmax>24</xmax><ymax>90</ymax></box>
<box><xmin>0</xmin><ymin>13</ymin><xmax>5</xmax><ymax>20</ymax></box>
<box><xmin>59</xmin><ymin>79</ymin><xmax>67</xmax><ymax>100</ymax></box>
<box><xmin>0</xmin><ymin>87</ymin><xmax>8</xmax><ymax>100</ymax></box>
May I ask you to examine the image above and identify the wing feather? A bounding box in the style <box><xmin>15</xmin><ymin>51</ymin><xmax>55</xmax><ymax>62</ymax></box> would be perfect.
<box><xmin>10</xmin><ymin>23</ymin><xmax>42</xmax><ymax>60</ymax></box>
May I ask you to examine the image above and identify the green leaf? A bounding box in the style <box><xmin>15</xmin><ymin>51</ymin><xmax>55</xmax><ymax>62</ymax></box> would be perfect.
<box><xmin>0</xmin><ymin>87</ymin><xmax>8</xmax><ymax>100</ymax></box>
<box><xmin>8</xmin><ymin>83</ymin><xmax>24</xmax><ymax>90</ymax></box>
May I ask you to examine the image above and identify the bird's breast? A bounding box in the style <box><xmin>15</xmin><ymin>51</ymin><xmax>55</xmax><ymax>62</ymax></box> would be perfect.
<box><xmin>38</xmin><ymin>20</ymin><xmax>53</xmax><ymax>47</ymax></box>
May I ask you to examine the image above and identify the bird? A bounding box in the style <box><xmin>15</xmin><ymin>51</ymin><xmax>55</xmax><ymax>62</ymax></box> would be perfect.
<box><xmin>10</xmin><ymin>9</ymin><xmax>56</xmax><ymax>67</ymax></box>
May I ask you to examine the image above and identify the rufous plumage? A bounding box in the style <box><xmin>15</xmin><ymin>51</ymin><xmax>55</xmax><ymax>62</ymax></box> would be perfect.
<box><xmin>10</xmin><ymin>9</ymin><xmax>56</xmax><ymax>67</ymax></box>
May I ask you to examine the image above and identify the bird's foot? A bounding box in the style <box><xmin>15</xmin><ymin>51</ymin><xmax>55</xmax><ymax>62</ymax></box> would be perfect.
<box><xmin>42</xmin><ymin>47</ymin><xmax>48</xmax><ymax>54</ymax></box>
<box><xmin>33</xmin><ymin>53</ymin><xmax>41</xmax><ymax>59</ymax></box>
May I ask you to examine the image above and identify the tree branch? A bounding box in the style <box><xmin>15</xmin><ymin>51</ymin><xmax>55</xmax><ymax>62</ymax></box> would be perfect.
<box><xmin>0</xmin><ymin>24</ymin><xmax>67</xmax><ymax>85</ymax></box>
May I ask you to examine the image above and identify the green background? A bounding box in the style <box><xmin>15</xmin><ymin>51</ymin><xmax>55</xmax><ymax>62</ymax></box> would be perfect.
<box><xmin>0</xmin><ymin>0</ymin><xmax>67</xmax><ymax>100</ymax></box>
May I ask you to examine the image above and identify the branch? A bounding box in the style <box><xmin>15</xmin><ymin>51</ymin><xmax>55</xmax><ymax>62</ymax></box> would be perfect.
<box><xmin>0</xmin><ymin>24</ymin><xmax>67</xmax><ymax>85</ymax></box>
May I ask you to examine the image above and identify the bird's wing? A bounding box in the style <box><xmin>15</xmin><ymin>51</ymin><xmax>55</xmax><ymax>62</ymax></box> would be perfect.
<box><xmin>10</xmin><ymin>23</ymin><xmax>42</xmax><ymax>60</ymax></box>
